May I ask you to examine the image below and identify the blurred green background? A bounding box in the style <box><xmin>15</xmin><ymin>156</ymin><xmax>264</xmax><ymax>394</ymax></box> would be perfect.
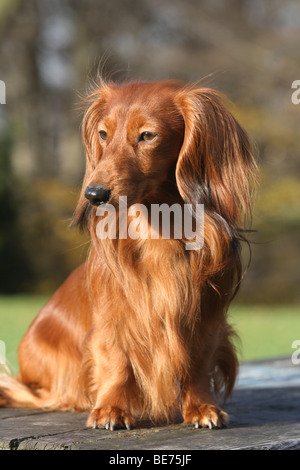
<box><xmin>0</xmin><ymin>0</ymin><xmax>299</xmax><ymax>371</ymax></box>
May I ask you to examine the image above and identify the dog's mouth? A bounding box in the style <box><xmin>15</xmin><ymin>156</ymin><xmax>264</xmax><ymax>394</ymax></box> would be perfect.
<box><xmin>73</xmin><ymin>200</ymin><xmax>95</xmax><ymax>232</ymax></box>
<box><xmin>76</xmin><ymin>190</ymin><xmax>148</xmax><ymax>233</ymax></box>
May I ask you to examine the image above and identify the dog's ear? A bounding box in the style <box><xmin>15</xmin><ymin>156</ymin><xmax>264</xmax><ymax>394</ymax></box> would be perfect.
<box><xmin>175</xmin><ymin>86</ymin><xmax>257</xmax><ymax>228</ymax></box>
<box><xmin>81</xmin><ymin>84</ymin><xmax>109</xmax><ymax>167</ymax></box>
<box><xmin>71</xmin><ymin>84</ymin><xmax>109</xmax><ymax>230</ymax></box>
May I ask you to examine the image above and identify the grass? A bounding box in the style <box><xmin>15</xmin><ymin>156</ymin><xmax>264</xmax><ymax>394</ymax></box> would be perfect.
<box><xmin>0</xmin><ymin>296</ymin><xmax>299</xmax><ymax>372</ymax></box>
<box><xmin>0</xmin><ymin>295</ymin><xmax>50</xmax><ymax>374</ymax></box>
<box><xmin>229</xmin><ymin>304</ymin><xmax>300</xmax><ymax>362</ymax></box>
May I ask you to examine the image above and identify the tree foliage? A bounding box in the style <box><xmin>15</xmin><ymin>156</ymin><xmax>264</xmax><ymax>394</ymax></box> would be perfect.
<box><xmin>0</xmin><ymin>0</ymin><xmax>299</xmax><ymax>301</ymax></box>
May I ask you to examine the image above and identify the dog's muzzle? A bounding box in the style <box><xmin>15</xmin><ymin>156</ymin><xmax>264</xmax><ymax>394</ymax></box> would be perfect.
<box><xmin>85</xmin><ymin>186</ymin><xmax>111</xmax><ymax>206</ymax></box>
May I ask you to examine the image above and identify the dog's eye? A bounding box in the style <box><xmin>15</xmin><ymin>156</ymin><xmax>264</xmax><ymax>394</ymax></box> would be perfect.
<box><xmin>139</xmin><ymin>132</ymin><xmax>157</xmax><ymax>142</ymax></box>
<box><xmin>99</xmin><ymin>130</ymin><xmax>108</xmax><ymax>141</ymax></box>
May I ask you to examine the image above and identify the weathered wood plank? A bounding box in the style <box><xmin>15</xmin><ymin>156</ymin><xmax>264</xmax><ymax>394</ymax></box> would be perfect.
<box><xmin>1</xmin><ymin>358</ymin><xmax>300</xmax><ymax>450</ymax></box>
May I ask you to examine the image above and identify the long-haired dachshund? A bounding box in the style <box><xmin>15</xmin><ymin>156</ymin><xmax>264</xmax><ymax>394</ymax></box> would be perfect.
<box><xmin>0</xmin><ymin>79</ymin><xmax>257</xmax><ymax>430</ymax></box>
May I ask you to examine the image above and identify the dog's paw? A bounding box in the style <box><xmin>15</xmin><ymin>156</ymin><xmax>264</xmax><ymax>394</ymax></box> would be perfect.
<box><xmin>183</xmin><ymin>404</ymin><xmax>228</xmax><ymax>429</ymax></box>
<box><xmin>86</xmin><ymin>406</ymin><xmax>136</xmax><ymax>431</ymax></box>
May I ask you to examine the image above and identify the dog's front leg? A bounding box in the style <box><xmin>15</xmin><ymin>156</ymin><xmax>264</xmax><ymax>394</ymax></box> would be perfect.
<box><xmin>85</xmin><ymin>334</ymin><xmax>136</xmax><ymax>431</ymax></box>
<box><xmin>181</xmin><ymin>368</ymin><xmax>228</xmax><ymax>429</ymax></box>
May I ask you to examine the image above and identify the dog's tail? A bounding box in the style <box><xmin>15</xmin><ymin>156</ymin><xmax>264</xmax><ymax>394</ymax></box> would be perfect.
<box><xmin>0</xmin><ymin>368</ymin><xmax>55</xmax><ymax>410</ymax></box>
<box><xmin>0</xmin><ymin>362</ymin><xmax>89</xmax><ymax>411</ymax></box>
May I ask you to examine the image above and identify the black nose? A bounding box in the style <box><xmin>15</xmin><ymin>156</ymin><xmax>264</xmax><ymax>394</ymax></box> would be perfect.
<box><xmin>85</xmin><ymin>185</ymin><xmax>111</xmax><ymax>206</ymax></box>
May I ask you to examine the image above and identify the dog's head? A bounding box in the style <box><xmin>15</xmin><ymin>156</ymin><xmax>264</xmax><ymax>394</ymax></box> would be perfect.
<box><xmin>73</xmin><ymin>80</ymin><xmax>257</xmax><ymax>234</ymax></box>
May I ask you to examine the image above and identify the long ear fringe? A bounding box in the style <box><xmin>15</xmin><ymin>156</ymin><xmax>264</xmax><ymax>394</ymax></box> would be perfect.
<box><xmin>175</xmin><ymin>85</ymin><xmax>258</xmax><ymax>230</ymax></box>
<box><xmin>175</xmin><ymin>85</ymin><xmax>258</xmax><ymax>292</ymax></box>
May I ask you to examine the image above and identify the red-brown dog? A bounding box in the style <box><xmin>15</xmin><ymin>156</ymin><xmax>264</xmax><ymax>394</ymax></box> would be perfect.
<box><xmin>0</xmin><ymin>80</ymin><xmax>257</xmax><ymax>430</ymax></box>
